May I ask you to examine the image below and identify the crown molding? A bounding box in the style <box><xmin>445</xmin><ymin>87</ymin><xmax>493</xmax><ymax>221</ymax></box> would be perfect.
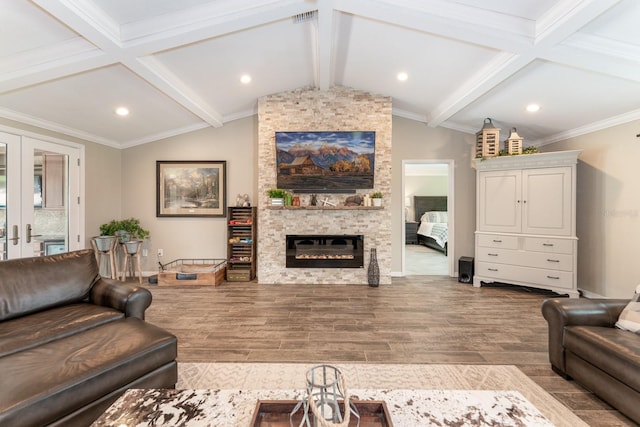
<box><xmin>0</xmin><ymin>107</ymin><xmax>119</xmax><ymax>148</ymax></box>
<box><xmin>120</xmin><ymin>123</ymin><xmax>210</xmax><ymax>149</ymax></box>
<box><xmin>535</xmin><ymin>108</ymin><xmax>640</xmax><ymax>146</ymax></box>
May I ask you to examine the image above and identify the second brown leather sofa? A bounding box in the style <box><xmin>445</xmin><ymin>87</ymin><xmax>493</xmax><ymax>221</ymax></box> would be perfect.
<box><xmin>541</xmin><ymin>298</ymin><xmax>640</xmax><ymax>424</ymax></box>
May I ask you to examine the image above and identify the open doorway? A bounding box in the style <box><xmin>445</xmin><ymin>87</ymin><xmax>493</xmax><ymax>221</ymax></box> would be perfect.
<box><xmin>402</xmin><ymin>160</ymin><xmax>454</xmax><ymax>276</ymax></box>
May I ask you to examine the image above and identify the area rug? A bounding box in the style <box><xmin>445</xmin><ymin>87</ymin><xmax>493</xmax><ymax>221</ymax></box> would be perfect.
<box><xmin>178</xmin><ymin>363</ymin><xmax>588</xmax><ymax>426</ymax></box>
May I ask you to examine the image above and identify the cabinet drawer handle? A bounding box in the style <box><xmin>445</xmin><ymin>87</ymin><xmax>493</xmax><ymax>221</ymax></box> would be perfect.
<box><xmin>488</xmin><ymin>268</ymin><xmax>498</xmax><ymax>272</ymax></box>
<box><xmin>546</xmin><ymin>275</ymin><xmax>560</xmax><ymax>280</ymax></box>
<box><xmin>543</xmin><ymin>243</ymin><xmax>554</xmax><ymax>247</ymax></box>
<box><xmin>492</xmin><ymin>239</ymin><xmax>502</xmax><ymax>243</ymax></box>
<box><xmin>547</xmin><ymin>259</ymin><xmax>560</xmax><ymax>263</ymax></box>
<box><xmin>488</xmin><ymin>253</ymin><xmax>498</xmax><ymax>257</ymax></box>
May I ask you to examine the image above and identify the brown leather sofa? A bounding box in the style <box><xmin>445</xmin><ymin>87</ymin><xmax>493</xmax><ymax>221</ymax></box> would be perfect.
<box><xmin>0</xmin><ymin>249</ymin><xmax>178</xmax><ymax>427</ymax></box>
<box><xmin>541</xmin><ymin>298</ymin><xmax>640</xmax><ymax>424</ymax></box>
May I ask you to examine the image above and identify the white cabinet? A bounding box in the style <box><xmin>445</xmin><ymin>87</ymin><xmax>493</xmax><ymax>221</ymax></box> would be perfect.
<box><xmin>473</xmin><ymin>150</ymin><xmax>581</xmax><ymax>298</ymax></box>
<box><xmin>478</xmin><ymin>167</ymin><xmax>572</xmax><ymax>236</ymax></box>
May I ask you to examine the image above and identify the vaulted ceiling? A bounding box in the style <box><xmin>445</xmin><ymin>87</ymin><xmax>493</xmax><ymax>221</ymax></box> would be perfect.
<box><xmin>1</xmin><ymin>0</ymin><xmax>639</xmax><ymax>148</ymax></box>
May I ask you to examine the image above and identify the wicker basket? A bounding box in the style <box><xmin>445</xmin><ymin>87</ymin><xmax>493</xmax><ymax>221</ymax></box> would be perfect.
<box><xmin>158</xmin><ymin>259</ymin><xmax>226</xmax><ymax>286</ymax></box>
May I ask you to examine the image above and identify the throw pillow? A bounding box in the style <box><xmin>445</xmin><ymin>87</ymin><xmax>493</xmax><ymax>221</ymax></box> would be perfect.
<box><xmin>421</xmin><ymin>211</ymin><xmax>448</xmax><ymax>224</ymax></box>
<box><xmin>615</xmin><ymin>285</ymin><xmax>640</xmax><ymax>333</ymax></box>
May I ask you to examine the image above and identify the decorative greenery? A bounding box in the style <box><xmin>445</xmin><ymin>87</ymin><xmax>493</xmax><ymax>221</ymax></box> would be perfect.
<box><xmin>371</xmin><ymin>192</ymin><xmax>383</xmax><ymax>198</ymax></box>
<box><xmin>266</xmin><ymin>188</ymin><xmax>287</xmax><ymax>198</ymax></box>
<box><xmin>478</xmin><ymin>145</ymin><xmax>540</xmax><ymax>160</ymax></box>
<box><xmin>99</xmin><ymin>218</ymin><xmax>150</xmax><ymax>240</ymax></box>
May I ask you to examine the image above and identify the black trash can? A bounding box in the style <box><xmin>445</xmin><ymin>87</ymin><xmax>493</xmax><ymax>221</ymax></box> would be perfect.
<box><xmin>458</xmin><ymin>256</ymin><xmax>474</xmax><ymax>283</ymax></box>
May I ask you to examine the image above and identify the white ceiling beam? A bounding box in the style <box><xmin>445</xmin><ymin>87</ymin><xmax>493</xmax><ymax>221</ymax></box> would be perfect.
<box><xmin>31</xmin><ymin>0</ymin><xmax>122</xmax><ymax>50</ymax></box>
<box><xmin>132</xmin><ymin>57</ymin><xmax>223</xmax><ymax>128</ymax></box>
<box><xmin>427</xmin><ymin>0</ymin><xmax>623</xmax><ymax>127</ymax></box>
<box><xmin>120</xmin><ymin>1</ymin><xmax>317</xmax><ymax>56</ymax></box>
<box><xmin>426</xmin><ymin>52</ymin><xmax>530</xmax><ymax>127</ymax></box>
<box><xmin>542</xmin><ymin>34</ymin><xmax>640</xmax><ymax>83</ymax></box>
<box><xmin>335</xmin><ymin>0</ymin><xmax>535</xmax><ymax>54</ymax></box>
<box><xmin>0</xmin><ymin>40</ymin><xmax>111</xmax><ymax>93</ymax></box>
<box><xmin>315</xmin><ymin>0</ymin><xmax>335</xmax><ymax>90</ymax></box>
<box><xmin>30</xmin><ymin>0</ymin><xmax>226</xmax><ymax>128</ymax></box>
<box><xmin>534</xmin><ymin>0</ymin><xmax>622</xmax><ymax>44</ymax></box>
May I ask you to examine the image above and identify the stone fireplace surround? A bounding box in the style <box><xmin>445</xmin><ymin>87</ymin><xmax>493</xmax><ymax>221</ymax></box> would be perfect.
<box><xmin>257</xmin><ymin>86</ymin><xmax>392</xmax><ymax>285</ymax></box>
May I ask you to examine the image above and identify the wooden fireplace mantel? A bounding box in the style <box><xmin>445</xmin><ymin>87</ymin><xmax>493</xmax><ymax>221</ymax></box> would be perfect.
<box><xmin>265</xmin><ymin>206</ymin><xmax>383</xmax><ymax>211</ymax></box>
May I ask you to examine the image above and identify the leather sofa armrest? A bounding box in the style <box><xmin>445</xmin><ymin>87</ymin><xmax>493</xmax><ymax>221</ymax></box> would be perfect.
<box><xmin>541</xmin><ymin>298</ymin><xmax>628</xmax><ymax>375</ymax></box>
<box><xmin>89</xmin><ymin>278</ymin><xmax>152</xmax><ymax>320</ymax></box>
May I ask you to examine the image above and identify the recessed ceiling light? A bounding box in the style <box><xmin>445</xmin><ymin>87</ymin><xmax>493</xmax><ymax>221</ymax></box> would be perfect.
<box><xmin>526</xmin><ymin>103</ymin><xmax>540</xmax><ymax>113</ymax></box>
<box><xmin>115</xmin><ymin>107</ymin><xmax>129</xmax><ymax>116</ymax></box>
<box><xmin>397</xmin><ymin>72</ymin><xmax>408</xmax><ymax>82</ymax></box>
<box><xmin>240</xmin><ymin>74</ymin><xmax>252</xmax><ymax>84</ymax></box>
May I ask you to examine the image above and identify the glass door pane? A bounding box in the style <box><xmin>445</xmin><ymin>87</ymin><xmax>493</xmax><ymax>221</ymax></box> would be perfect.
<box><xmin>28</xmin><ymin>149</ymin><xmax>69</xmax><ymax>256</ymax></box>
<box><xmin>0</xmin><ymin>142</ymin><xmax>5</xmax><ymax>260</ymax></box>
<box><xmin>1</xmin><ymin>131</ymin><xmax>21</xmax><ymax>260</ymax></box>
<box><xmin>21</xmin><ymin>136</ymin><xmax>74</xmax><ymax>258</ymax></box>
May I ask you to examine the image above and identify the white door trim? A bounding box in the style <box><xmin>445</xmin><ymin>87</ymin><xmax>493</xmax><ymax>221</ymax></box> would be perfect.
<box><xmin>402</xmin><ymin>159</ymin><xmax>455</xmax><ymax>277</ymax></box>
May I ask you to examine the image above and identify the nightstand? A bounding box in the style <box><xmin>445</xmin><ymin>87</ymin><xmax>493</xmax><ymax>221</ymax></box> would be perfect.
<box><xmin>405</xmin><ymin>221</ymin><xmax>418</xmax><ymax>244</ymax></box>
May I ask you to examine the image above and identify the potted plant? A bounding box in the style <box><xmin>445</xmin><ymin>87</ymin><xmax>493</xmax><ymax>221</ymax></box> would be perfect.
<box><xmin>267</xmin><ymin>188</ymin><xmax>287</xmax><ymax>206</ymax></box>
<box><xmin>94</xmin><ymin>220</ymin><xmax>121</xmax><ymax>251</ymax></box>
<box><xmin>117</xmin><ymin>218</ymin><xmax>150</xmax><ymax>254</ymax></box>
<box><xmin>371</xmin><ymin>192</ymin><xmax>383</xmax><ymax>207</ymax></box>
<box><xmin>98</xmin><ymin>218</ymin><xmax>150</xmax><ymax>254</ymax></box>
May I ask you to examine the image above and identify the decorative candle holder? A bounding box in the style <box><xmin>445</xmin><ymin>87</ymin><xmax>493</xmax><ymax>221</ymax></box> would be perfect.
<box><xmin>290</xmin><ymin>364</ymin><xmax>360</xmax><ymax>427</ymax></box>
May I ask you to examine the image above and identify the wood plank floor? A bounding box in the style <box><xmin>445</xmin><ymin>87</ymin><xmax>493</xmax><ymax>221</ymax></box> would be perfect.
<box><xmin>144</xmin><ymin>276</ymin><xmax>636</xmax><ymax>426</ymax></box>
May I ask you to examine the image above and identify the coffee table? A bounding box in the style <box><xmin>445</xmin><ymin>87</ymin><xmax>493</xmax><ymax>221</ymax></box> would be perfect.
<box><xmin>91</xmin><ymin>388</ymin><xmax>554</xmax><ymax>426</ymax></box>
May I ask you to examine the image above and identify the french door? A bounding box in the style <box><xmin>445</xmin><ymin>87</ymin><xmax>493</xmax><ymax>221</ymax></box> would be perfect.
<box><xmin>0</xmin><ymin>131</ymin><xmax>81</xmax><ymax>260</ymax></box>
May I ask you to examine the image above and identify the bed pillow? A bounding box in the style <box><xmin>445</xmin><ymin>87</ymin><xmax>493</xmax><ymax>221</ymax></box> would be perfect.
<box><xmin>421</xmin><ymin>211</ymin><xmax>448</xmax><ymax>223</ymax></box>
<box><xmin>615</xmin><ymin>285</ymin><xmax>640</xmax><ymax>333</ymax></box>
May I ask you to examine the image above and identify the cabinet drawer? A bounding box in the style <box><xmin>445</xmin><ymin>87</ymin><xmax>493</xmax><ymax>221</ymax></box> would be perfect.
<box><xmin>476</xmin><ymin>248</ymin><xmax>573</xmax><ymax>271</ymax></box>
<box><xmin>477</xmin><ymin>234</ymin><xmax>518</xmax><ymax>250</ymax></box>
<box><xmin>476</xmin><ymin>262</ymin><xmax>573</xmax><ymax>289</ymax></box>
<box><xmin>524</xmin><ymin>237</ymin><xmax>574</xmax><ymax>254</ymax></box>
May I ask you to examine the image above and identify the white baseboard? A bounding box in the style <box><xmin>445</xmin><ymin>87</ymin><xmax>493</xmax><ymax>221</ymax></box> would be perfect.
<box><xmin>579</xmin><ymin>289</ymin><xmax>607</xmax><ymax>299</ymax></box>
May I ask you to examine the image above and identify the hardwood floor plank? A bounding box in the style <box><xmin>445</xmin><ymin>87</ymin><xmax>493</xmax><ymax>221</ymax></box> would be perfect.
<box><xmin>143</xmin><ymin>277</ymin><xmax>636</xmax><ymax>426</ymax></box>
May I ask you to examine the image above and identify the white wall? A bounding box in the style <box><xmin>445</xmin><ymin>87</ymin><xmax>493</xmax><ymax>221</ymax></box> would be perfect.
<box><xmin>405</xmin><ymin>175</ymin><xmax>449</xmax><ymax>198</ymax></box>
<box><xmin>118</xmin><ymin>114</ymin><xmax>477</xmax><ymax>276</ymax></box>
<box><xmin>543</xmin><ymin>119</ymin><xmax>640</xmax><ymax>298</ymax></box>
<box><xmin>121</xmin><ymin>116</ymin><xmax>257</xmax><ymax>270</ymax></box>
<box><xmin>8</xmin><ymin>113</ymin><xmax>637</xmax><ymax>296</ymax></box>
<box><xmin>392</xmin><ymin>116</ymin><xmax>476</xmax><ymax>274</ymax></box>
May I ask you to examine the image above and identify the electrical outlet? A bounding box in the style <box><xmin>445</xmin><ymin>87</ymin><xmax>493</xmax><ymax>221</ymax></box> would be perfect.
<box><xmin>142</xmin><ymin>249</ymin><xmax>148</xmax><ymax>257</ymax></box>
<box><xmin>157</xmin><ymin>248</ymin><xmax>164</xmax><ymax>257</ymax></box>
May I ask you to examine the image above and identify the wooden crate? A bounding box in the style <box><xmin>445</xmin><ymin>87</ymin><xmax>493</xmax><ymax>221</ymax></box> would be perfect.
<box><xmin>226</xmin><ymin>265</ymin><xmax>252</xmax><ymax>282</ymax></box>
<box><xmin>158</xmin><ymin>259</ymin><xmax>226</xmax><ymax>286</ymax></box>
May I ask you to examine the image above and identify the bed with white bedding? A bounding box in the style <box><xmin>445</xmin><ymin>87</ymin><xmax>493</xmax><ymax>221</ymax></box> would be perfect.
<box><xmin>414</xmin><ymin>196</ymin><xmax>448</xmax><ymax>255</ymax></box>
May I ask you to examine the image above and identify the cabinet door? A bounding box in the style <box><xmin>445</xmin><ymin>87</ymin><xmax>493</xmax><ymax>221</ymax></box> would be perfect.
<box><xmin>478</xmin><ymin>170</ymin><xmax>521</xmax><ymax>233</ymax></box>
<box><xmin>522</xmin><ymin>167</ymin><xmax>572</xmax><ymax>235</ymax></box>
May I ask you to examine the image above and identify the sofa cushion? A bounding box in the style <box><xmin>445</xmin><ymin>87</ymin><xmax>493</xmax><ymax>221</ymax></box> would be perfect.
<box><xmin>0</xmin><ymin>250</ymin><xmax>99</xmax><ymax>321</ymax></box>
<box><xmin>565</xmin><ymin>325</ymin><xmax>640</xmax><ymax>392</ymax></box>
<box><xmin>0</xmin><ymin>303</ymin><xmax>123</xmax><ymax>357</ymax></box>
<box><xmin>0</xmin><ymin>317</ymin><xmax>177</xmax><ymax>427</ymax></box>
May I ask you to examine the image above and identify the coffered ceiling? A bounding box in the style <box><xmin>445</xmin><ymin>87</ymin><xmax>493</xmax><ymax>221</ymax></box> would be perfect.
<box><xmin>1</xmin><ymin>0</ymin><xmax>639</xmax><ymax>148</ymax></box>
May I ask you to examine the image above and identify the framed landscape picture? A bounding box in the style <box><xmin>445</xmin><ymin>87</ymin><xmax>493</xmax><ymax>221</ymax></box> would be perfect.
<box><xmin>156</xmin><ymin>160</ymin><xmax>226</xmax><ymax>217</ymax></box>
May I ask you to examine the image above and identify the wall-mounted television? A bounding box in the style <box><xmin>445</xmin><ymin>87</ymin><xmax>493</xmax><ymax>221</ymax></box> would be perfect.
<box><xmin>275</xmin><ymin>131</ymin><xmax>375</xmax><ymax>192</ymax></box>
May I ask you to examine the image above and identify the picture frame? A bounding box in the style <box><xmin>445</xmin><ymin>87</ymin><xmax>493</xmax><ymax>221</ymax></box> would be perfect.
<box><xmin>156</xmin><ymin>160</ymin><xmax>226</xmax><ymax>217</ymax></box>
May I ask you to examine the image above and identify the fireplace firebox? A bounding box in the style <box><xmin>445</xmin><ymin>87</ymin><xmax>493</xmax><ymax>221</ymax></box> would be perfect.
<box><xmin>286</xmin><ymin>235</ymin><xmax>364</xmax><ymax>268</ymax></box>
